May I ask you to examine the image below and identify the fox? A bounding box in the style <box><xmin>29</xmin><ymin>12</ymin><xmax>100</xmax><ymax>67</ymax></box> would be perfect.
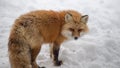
<box><xmin>8</xmin><ymin>10</ymin><xmax>89</xmax><ymax>68</ymax></box>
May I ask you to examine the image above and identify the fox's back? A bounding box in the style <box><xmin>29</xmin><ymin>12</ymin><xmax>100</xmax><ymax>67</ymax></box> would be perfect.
<box><xmin>11</xmin><ymin>10</ymin><xmax>65</xmax><ymax>43</ymax></box>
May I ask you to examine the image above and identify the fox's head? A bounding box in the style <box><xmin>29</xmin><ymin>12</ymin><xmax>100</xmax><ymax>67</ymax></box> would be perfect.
<box><xmin>62</xmin><ymin>11</ymin><xmax>89</xmax><ymax>40</ymax></box>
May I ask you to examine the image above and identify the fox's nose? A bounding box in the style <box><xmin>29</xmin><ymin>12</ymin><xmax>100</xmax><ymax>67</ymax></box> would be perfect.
<box><xmin>74</xmin><ymin>37</ymin><xmax>78</xmax><ymax>40</ymax></box>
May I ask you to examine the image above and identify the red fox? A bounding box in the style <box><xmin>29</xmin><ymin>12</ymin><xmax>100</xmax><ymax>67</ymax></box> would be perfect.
<box><xmin>8</xmin><ymin>10</ymin><xmax>89</xmax><ymax>68</ymax></box>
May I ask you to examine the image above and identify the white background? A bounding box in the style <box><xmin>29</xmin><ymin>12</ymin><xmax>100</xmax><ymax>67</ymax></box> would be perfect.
<box><xmin>0</xmin><ymin>0</ymin><xmax>120</xmax><ymax>68</ymax></box>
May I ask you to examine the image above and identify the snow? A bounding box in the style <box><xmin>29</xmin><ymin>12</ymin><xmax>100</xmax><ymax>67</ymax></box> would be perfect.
<box><xmin>0</xmin><ymin>0</ymin><xmax>120</xmax><ymax>68</ymax></box>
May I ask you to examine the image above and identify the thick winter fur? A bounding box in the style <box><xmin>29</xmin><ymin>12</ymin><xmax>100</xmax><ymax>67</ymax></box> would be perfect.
<box><xmin>8</xmin><ymin>10</ymin><xmax>89</xmax><ymax>68</ymax></box>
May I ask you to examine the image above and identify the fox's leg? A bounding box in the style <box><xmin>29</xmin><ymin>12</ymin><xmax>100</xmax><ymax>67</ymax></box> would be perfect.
<box><xmin>9</xmin><ymin>43</ymin><xmax>32</xmax><ymax>68</ymax></box>
<box><xmin>31</xmin><ymin>44</ymin><xmax>45</xmax><ymax>68</ymax></box>
<box><xmin>52</xmin><ymin>42</ymin><xmax>62</xmax><ymax>66</ymax></box>
<box><xmin>31</xmin><ymin>46</ymin><xmax>41</xmax><ymax>68</ymax></box>
<box><xmin>49</xmin><ymin>43</ymin><xmax>53</xmax><ymax>58</ymax></box>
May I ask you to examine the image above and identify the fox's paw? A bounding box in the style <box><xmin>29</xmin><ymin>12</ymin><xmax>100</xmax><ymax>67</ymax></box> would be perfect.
<box><xmin>54</xmin><ymin>60</ymin><xmax>63</xmax><ymax>66</ymax></box>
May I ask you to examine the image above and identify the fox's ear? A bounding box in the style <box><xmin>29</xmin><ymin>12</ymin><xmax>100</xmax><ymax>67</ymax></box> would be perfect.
<box><xmin>65</xmin><ymin>13</ymin><xmax>73</xmax><ymax>23</ymax></box>
<box><xmin>81</xmin><ymin>15</ymin><xmax>89</xmax><ymax>24</ymax></box>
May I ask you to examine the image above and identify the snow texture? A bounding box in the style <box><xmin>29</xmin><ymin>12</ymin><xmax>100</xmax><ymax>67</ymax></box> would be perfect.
<box><xmin>0</xmin><ymin>0</ymin><xmax>120</xmax><ymax>68</ymax></box>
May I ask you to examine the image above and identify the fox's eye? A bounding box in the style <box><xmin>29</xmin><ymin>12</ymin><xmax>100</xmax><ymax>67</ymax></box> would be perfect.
<box><xmin>69</xmin><ymin>28</ymin><xmax>74</xmax><ymax>32</ymax></box>
<box><xmin>78</xmin><ymin>29</ymin><xmax>83</xmax><ymax>32</ymax></box>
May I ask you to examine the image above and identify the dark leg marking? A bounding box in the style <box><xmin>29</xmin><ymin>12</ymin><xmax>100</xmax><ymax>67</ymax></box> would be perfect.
<box><xmin>53</xmin><ymin>43</ymin><xmax>62</xmax><ymax>66</ymax></box>
<box><xmin>38</xmin><ymin>66</ymin><xmax>45</xmax><ymax>68</ymax></box>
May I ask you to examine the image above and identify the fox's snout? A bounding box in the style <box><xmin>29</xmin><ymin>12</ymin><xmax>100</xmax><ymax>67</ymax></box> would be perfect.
<box><xmin>74</xmin><ymin>37</ymin><xmax>78</xmax><ymax>40</ymax></box>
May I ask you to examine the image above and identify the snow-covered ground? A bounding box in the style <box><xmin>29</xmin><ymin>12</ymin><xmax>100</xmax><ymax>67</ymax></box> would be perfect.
<box><xmin>0</xmin><ymin>0</ymin><xmax>120</xmax><ymax>68</ymax></box>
